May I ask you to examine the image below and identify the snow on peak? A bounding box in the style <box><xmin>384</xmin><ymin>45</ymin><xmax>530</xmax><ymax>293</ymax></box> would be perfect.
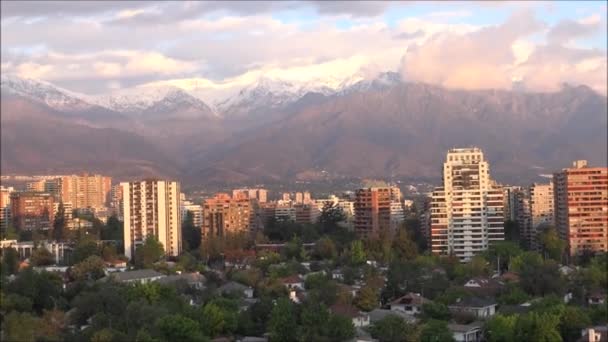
<box><xmin>1</xmin><ymin>74</ymin><xmax>94</xmax><ymax>111</ymax></box>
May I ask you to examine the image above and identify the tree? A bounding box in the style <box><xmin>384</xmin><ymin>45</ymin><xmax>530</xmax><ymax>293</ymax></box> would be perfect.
<box><xmin>53</xmin><ymin>201</ymin><xmax>66</xmax><ymax>241</ymax></box>
<box><xmin>514</xmin><ymin>312</ymin><xmax>562</xmax><ymax>342</ymax></box>
<box><xmin>487</xmin><ymin>241</ymin><xmax>522</xmax><ymax>273</ymax></box>
<box><xmin>31</xmin><ymin>247</ymin><xmax>55</xmax><ymax>266</ymax></box>
<box><xmin>1</xmin><ymin>247</ymin><xmax>20</xmax><ymax>275</ymax></box>
<box><xmin>298</xmin><ymin>301</ymin><xmax>330</xmax><ymax>341</ymax></box>
<box><xmin>420</xmin><ymin>319</ymin><xmax>455</xmax><ymax>342</ymax></box>
<box><xmin>200</xmin><ymin>302</ymin><xmax>237</xmax><ymax>338</ymax></box>
<box><xmin>349</xmin><ymin>240</ymin><xmax>366</xmax><ymax>265</ymax></box>
<box><xmin>354</xmin><ymin>284</ymin><xmax>379</xmax><ymax>311</ymax></box>
<box><xmin>392</xmin><ymin>228</ymin><xmax>418</xmax><ymax>261</ymax></box>
<box><xmin>268</xmin><ymin>298</ymin><xmax>298</xmax><ymax>342</ymax></box>
<box><xmin>422</xmin><ymin>302</ymin><xmax>451</xmax><ymax>321</ymax></box>
<box><xmin>559</xmin><ymin>307</ymin><xmax>591</xmax><ymax>342</ymax></box>
<box><xmin>326</xmin><ymin>313</ymin><xmax>356</xmax><ymax>341</ymax></box>
<box><xmin>102</xmin><ymin>215</ymin><xmax>123</xmax><ymax>243</ymax></box>
<box><xmin>72</xmin><ymin>237</ymin><xmax>100</xmax><ymax>264</ymax></box>
<box><xmin>318</xmin><ymin>202</ymin><xmax>346</xmax><ymax>235</ymax></box>
<box><xmin>538</xmin><ymin>225</ymin><xmax>566</xmax><ymax>262</ymax></box>
<box><xmin>135</xmin><ymin>236</ymin><xmax>164</xmax><ymax>268</ymax></box>
<box><xmin>2</xmin><ymin>311</ymin><xmax>41</xmax><ymax>342</ymax></box>
<box><xmin>182</xmin><ymin>211</ymin><xmax>201</xmax><ymax>251</ymax></box>
<box><xmin>371</xmin><ymin>314</ymin><xmax>419</xmax><ymax>342</ymax></box>
<box><xmin>485</xmin><ymin>314</ymin><xmax>516</xmax><ymax>342</ymax></box>
<box><xmin>7</xmin><ymin>268</ymin><xmax>62</xmax><ymax>313</ymax></box>
<box><xmin>71</xmin><ymin>255</ymin><xmax>106</xmax><ymax>281</ymax></box>
<box><xmin>156</xmin><ymin>314</ymin><xmax>207</xmax><ymax>342</ymax></box>
<box><xmin>101</xmin><ymin>244</ymin><xmax>119</xmax><ymax>262</ymax></box>
<box><xmin>314</xmin><ymin>236</ymin><xmax>337</xmax><ymax>260</ymax></box>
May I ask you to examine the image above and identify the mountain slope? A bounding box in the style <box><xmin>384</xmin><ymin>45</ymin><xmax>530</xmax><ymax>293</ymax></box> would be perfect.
<box><xmin>189</xmin><ymin>83</ymin><xmax>607</xmax><ymax>183</ymax></box>
<box><xmin>0</xmin><ymin>94</ymin><xmax>179</xmax><ymax>179</ymax></box>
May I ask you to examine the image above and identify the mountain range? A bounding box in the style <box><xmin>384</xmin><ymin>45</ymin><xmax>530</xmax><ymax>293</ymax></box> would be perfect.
<box><xmin>1</xmin><ymin>73</ymin><xmax>606</xmax><ymax>186</ymax></box>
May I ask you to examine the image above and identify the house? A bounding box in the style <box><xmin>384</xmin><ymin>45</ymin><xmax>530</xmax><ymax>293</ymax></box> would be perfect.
<box><xmin>388</xmin><ymin>292</ymin><xmax>430</xmax><ymax>315</ymax></box>
<box><xmin>280</xmin><ymin>275</ymin><xmax>305</xmax><ymax>291</ymax></box>
<box><xmin>448</xmin><ymin>321</ymin><xmax>484</xmax><ymax>342</ymax></box>
<box><xmin>448</xmin><ymin>297</ymin><xmax>497</xmax><ymax>319</ymax></box>
<box><xmin>369</xmin><ymin>309</ymin><xmax>417</xmax><ymax>324</ymax></box>
<box><xmin>332</xmin><ymin>269</ymin><xmax>344</xmax><ymax>281</ymax></box>
<box><xmin>330</xmin><ymin>304</ymin><xmax>370</xmax><ymax>328</ymax></box>
<box><xmin>498</xmin><ymin>272</ymin><xmax>520</xmax><ymax>283</ymax></box>
<box><xmin>157</xmin><ymin>272</ymin><xmax>206</xmax><ymax>290</ymax></box>
<box><xmin>578</xmin><ymin>326</ymin><xmax>608</xmax><ymax>342</ymax></box>
<box><xmin>104</xmin><ymin>269</ymin><xmax>166</xmax><ymax>284</ymax></box>
<box><xmin>288</xmin><ymin>289</ymin><xmax>307</xmax><ymax>304</ymax></box>
<box><xmin>238</xmin><ymin>337</ymin><xmax>268</xmax><ymax>342</ymax></box>
<box><xmin>463</xmin><ymin>277</ymin><xmax>505</xmax><ymax>297</ymax></box>
<box><xmin>587</xmin><ymin>291</ymin><xmax>606</xmax><ymax>306</ymax></box>
<box><xmin>559</xmin><ymin>265</ymin><xmax>576</xmax><ymax>277</ymax></box>
<box><xmin>217</xmin><ymin>281</ymin><xmax>254</xmax><ymax>298</ymax></box>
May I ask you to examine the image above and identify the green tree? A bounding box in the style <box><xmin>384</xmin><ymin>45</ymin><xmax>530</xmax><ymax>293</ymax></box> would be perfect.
<box><xmin>53</xmin><ymin>201</ymin><xmax>66</xmax><ymax>241</ymax></box>
<box><xmin>71</xmin><ymin>255</ymin><xmax>106</xmax><ymax>281</ymax></box>
<box><xmin>156</xmin><ymin>314</ymin><xmax>207</xmax><ymax>342</ymax></box>
<box><xmin>2</xmin><ymin>223</ymin><xmax>19</xmax><ymax>240</ymax></box>
<box><xmin>349</xmin><ymin>240</ymin><xmax>366</xmax><ymax>265</ymax></box>
<box><xmin>485</xmin><ymin>314</ymin><xmax>516</xmax><ymax>342</ymax></box>
<box><xmin>538</xmin><ymin>225</ymin><xmax>566</xmax><ymax>262</ymax></box>
<box><xmin>182</xmin><ymin>211</ymin><xmax>201</xmax><ymax>251</ymax></box>
<box><xmin>422</xmin><ymin>302</ymin><xmax>451</xmax><ymax>321</ymax></box>
<box><xmin>420</xmin><ymin>319</ymin><xmax>455</xmax><ymax>342</ymax></box>
<box><xmin>31</xmin><ymin>247</ymin><xmax>55</xmax><ymax>266</ymax></box>
<box><xmin>559</xmin><ymin>307</ymin><xmax>591</xmax><ymax>342</ymax></box>
<box><xmin>72</xmin><ymin>237</ymin><xmax>100</xmax><ymax>264</ymax></box>
<box><xmin>314</xmin><ymin>236</ymin><xmax>337</xmax><ymax>260</ymax></box>
<box><xmin>102</xmin><ymin>215</ymin><xmax>123</xmax><ymax>242</ymax></box>
<box><xmin>135</xmin><ymin>236</ymin><xmax>164</xmax><ymax>268</ymax></box>
<box><xmin>326</xmin><ymin>313</ymin><xmax>356</xmax><ymax>341</ymax></box>
<box><xmin>2</xmin><ymin>311</ymin><xmax>41</xmax><ymax>342</ymax></box>
<box><xmin>392</xmin><ymin>227</ymin><xmax>418</xmax><ymax>261</ymax></box>
<box><xmin>269</xmin><ymin>298</ymin><xmax>298</xmax><ymax>342</ymax></box>
<box><xmin>318</xmin><ymin>202</ymin><xmax>346</xmax><ymax>235</ymax></box>
<box><xmin>298</xmin><ymin>301</ymin><xmax>331</xmax><ymax>341</ymax></box>
<box><xmin>200</xmin><ymin>302</ymin><xmax>237</xmax><ymax>338</ymax></box>
<box><xmin>514</xmin><ymin>312</ymin><xmax>562</xmax><ymax>342</ymax></box>
<box><xmin>1</xmin><ymin>247</ymin><xmax>20</xmax><ymax>275</ymax></box>
<box><xmin>7</xmin><ymin>268</ymin><xmax>62</xmax><ymax>313</ymax></box>
<box><xmin>371</xmin><ymin>314</ymin><xmax>419</xmax><ymax>342</ymax></box>
<box><xmin>101</xmin><ymin>244</ymin><xmax>119</xmax><ymax>262</ymax></box>
<box><xmin>354</xmin><ymin>284</ymin><xmax>379</xmax><ymax>311</ymax></box>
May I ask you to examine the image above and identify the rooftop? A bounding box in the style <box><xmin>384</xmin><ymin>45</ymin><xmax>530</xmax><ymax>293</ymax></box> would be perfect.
<box><xmin>108</xmin><ymin>269</ymin><xmax>165</xmax><ymax>282</ymax></box>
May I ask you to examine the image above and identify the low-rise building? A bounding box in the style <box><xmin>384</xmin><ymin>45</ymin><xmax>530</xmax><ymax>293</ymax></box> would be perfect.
<box><xmin>448</xmin><ymin>321</ymin><xmax>484</xmax><ymax>342</ymax></box>
<box><xmin>448</xmin><ymin>297</ymin><xmax>497</xmax><ymax>319</ymax></box>
<box><xmin>105</xmin><ymin>269</ymin><xmax>166</xmax><ymax>284</ymax></box>
<box><xmin>388</xmin><ymin>292</ymin><xmax>430</xmax><ymax>315</ymax></box>
<box><xmin>330</xmin><ymin>304</ymin><xmax>370</xmax><ymax>327</ymax></box>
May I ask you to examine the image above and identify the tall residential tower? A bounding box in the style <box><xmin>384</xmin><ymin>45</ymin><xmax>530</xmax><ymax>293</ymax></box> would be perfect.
<box><xmin>430</xmin><ymin>147</ymin><xmax>504</xmax><ymax>262</ymax></box>
<box><xmin>121</xmin><ymin>180</ymin><xmax>182</xmax><ymax>259</ymax></box>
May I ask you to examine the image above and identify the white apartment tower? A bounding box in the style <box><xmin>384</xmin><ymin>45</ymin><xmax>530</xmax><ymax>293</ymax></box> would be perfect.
<box><xmin>121</xmin><ymin>180</ymin><xmax>182</xmax><ymax>260</ymax></box>
<box><xmin>430</xmin><ymin>148</ymin><xmax>504</xmax><ymax>261</ymax></box>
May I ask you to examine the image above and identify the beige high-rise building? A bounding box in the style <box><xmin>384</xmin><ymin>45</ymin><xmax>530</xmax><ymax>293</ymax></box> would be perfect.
<box><xmin>10</xmin><ymin>192</ymin><xmax>55</xmax><ymax>231</ymax></box>
<box><xmin>0</xmin><ymin>186</ymin><xmax>14</xmax><ymax>233</ymax></box>
<box><xmin>232</xmin><ymin>188</ymin><xmax>268</xmax><ymax>203</ymax></box>
<box><xmin>202</xmin><ymin>193</ymin><xmax>256</xmax><ymax>238</ymax></box>
<box><xmin>430</xmin><ymin>147</ymin><xmax>504</xmax><ymax>262</ymax></box>
<box><xmin>528</xmin><ymin>182</ymin><xmax>554</xmax><ymax>249</ymax></box>
<box><xmin>121</xmin><ymin>180</ymin><xmax>182</xmax><ymax>259</ymax></box>
<box><xmin>553</xmin><ymin>160</ymin><xmax>608</xmax><ymax>256</ymax></box>
<box><xmin>60</xmin><ymin>174</ymin><xmax>112</xmax><ymax>210</ymax></box>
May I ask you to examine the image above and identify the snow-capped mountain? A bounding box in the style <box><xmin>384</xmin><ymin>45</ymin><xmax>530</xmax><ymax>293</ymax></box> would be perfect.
<box><xmin>338</xmin><ymin>71</ymin><xmax>402</xmax><ymax>95</ymax></box>
<box><xmin>92</xmin><ymin>85</ymin><xmax>216</xmax><ymax>116</ymax></box>
<box><xmin>1</xmin><ymin>74</ymin><xmax>95</xmax><ymax>112</ymax></box>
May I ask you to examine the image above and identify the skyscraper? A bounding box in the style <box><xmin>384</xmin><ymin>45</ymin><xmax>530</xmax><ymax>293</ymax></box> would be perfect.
<box><xmin>553</xmin><ymin>160</ymin><xmax>608</xmax><ymax>256</ymax></box>
<box><xmin>10</xmin><ymin>192</ymin><xmax>55</xmax><ymax>231</ymax></box>
<box><xmin>430</xmin><ymin>147</ymin><xmax>504</xmax><ymax>262</ymax></box>
<box><xmin>528</xmin><ymin>182</ymin><xmax>554</xmax><ymax>250</ymax></box>
<box><xmin>121</xmin><ymin>180</ymin><xmax>182</xmax><ymax>259</ymax></box>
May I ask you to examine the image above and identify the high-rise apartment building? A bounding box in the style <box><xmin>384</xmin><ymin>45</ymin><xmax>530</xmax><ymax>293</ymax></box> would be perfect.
<box><xmin>430</xmin><ymin>147</ymin><xmax>504</xmax><ymax>262</ymax></box>
<box><xmin>232</xmin><ymin>188</ymin><xmax>268</xmax><ymax>203</ymax></box>
<box><xmin>202</xmin><ymin>193</ymin><xmax>256</xmax><ymax>238</ymax></box>
<box><xmin>121</xmin><ymin>180</ymin><xmax>182</xmax><ymax>259</ymax></box>
<box><xmin>527</xmin><ymin>182</ymin><xmax>555</xmax><ymax>249</ymax></box>
<box><xmin>0</xmin><ymin>186</ymin><xmax>14</xmax><ymax>233</ymax></box>
<box><xmin>10</xmin><ymin>192</ymin><xmax>55</xmax><ymax>231</ymax></box>
<box><xmin>61</xmin><ymin>174</ymin><xmax>112</xmax><ymax>210</ymax></box>
<box><xmin>553</xmin><ymin>160</ymin><xmax>608</xmax><ymax>256</ymax></box>
<box><xmin>110</xmin><ymin>184</ymin><xmax>123</xmax><ymax>219</ymax></box>
<box><xmin>181</xmin><ymin>201</ymin><xmax>203</xmax><ymax>228</ymax></box>
<box><xmin>502</xmin><ymin>186</ymin><xmax>522</xmax><ymax>221</ymax></box>
<box><xmin>354</xmin><ymin>187</ymin><xmax>396</xmax><ymax>238</ymax></box>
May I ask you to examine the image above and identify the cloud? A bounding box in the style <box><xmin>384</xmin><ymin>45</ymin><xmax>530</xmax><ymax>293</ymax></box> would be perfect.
<box><xmin>399</xmin><ymin>10</ymin><xmax>607</xmax><ymax>94</ymax></box>
<box><xmin>547</xmin><ymin>15</ymin><xmax>602</xmax><ymax>44</ymax></box>
<box><xmin>428</xmin><ymin>10</ymin><xmax>472</xmax><ymax>18</ymax></box>
<box><xmin>393</xmin><ymin>30</ymin><xmax>425</xmax><ymax>40</ymax></box>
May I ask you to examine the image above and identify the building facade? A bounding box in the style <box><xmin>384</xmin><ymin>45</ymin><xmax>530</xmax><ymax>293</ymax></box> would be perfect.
<box><xmin>553</xmin><ymin>160</ymin><xmax>608</xmax><ymax>256</ymax></box>
<box><xmin>354</xmin><ymin>187</ymin><xmax>395</xmax><ymax>238</ymax></box>
<box><xmin>10</xmin><ymin>192</ymin><xmax>55</xmax><ymax>231</ymax></box>
<box><xmin>430</xmin><ymin>147</ymin><xmax>504</xmax><ymax>262</ymax></box>
<box><xmin>61</xmin><ymin>174</ymin><xmax>112</xmax><ymax>210</ymax></box>
<box><xmin>121</xmin><ymin>180</ymin><xmax>182</xmax><ymax>259</ymax></box>
<box><xmin>202</xmin><ymin>193</ymin><xmax>256</xmax><ymax>238</ymax></box>
<box><xmin>232</xmin><ymin>188</ymin><xmax>268</xmax><ymax>203</ymax></box>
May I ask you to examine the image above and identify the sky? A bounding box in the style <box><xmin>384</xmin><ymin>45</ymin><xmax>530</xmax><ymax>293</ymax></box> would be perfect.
<box><xmin>1</xmin><ymin>1</ymin><xmax>606</xmax><ymax>101</ymax></box>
